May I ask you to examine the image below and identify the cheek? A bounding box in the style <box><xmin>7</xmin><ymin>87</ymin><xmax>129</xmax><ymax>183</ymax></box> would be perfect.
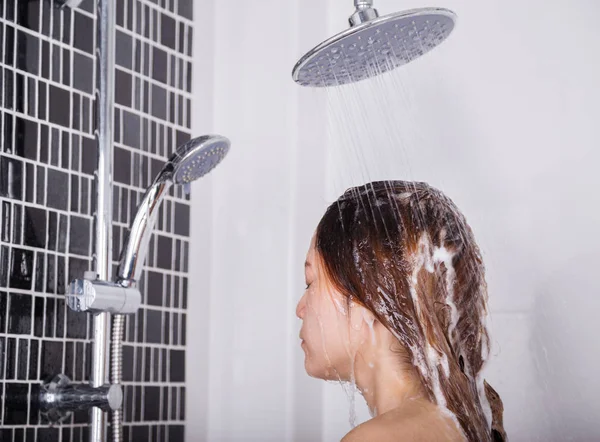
<box><xmin>304</xmin><ymin>293</ymin><xmax>351</xmax><ymax>355</ymax></box>
<box><xmin>302</xmin><ymin>297</ymin><xmax>326</xmax><ymax>345</ymax></box>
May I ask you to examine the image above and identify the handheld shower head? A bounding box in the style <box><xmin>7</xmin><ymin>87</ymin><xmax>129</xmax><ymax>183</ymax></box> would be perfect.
<box><xmin>292</xmin><ymin>6</ymin><xmax>456</xmax><ymax>87</ymax></box>
<box><xmin>169</xmin><ymin>135</ymin><xmax>230</xmax><ymax>185</ymax></box>
<box><xmin>117</xmin><ymin>134</ymin><xmax>231</xmax><ymax>285</ymax></box>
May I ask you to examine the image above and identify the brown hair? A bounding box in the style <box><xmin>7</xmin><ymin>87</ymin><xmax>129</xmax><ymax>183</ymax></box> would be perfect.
<box><xmin>315</xmin><ymin>181</ymin><xmax>507</xmax><ymax>442</ymax></box>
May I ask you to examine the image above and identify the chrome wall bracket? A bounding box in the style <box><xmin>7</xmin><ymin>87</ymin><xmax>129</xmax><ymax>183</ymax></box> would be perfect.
<box><xmin>66</xmin><ymin>271</ymin><xmax>141</xmax><ymax>314</ymax></box>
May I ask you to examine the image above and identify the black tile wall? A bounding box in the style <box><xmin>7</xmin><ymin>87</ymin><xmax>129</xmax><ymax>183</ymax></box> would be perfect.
<box><xmin>1</xmin><ymin>0</ymin><xmax>192</xmax><ymax>440</ymax></box>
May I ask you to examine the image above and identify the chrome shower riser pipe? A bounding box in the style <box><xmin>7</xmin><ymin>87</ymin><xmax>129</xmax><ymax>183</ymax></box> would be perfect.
<box><xmin>91</xmin><ymin>0</ymin><xmax>115</xmax><ymax>441</ymax></box>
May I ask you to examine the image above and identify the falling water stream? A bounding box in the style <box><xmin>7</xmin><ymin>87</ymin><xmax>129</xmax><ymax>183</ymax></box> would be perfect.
<box><xmin>302</xmin><ymin>40</ymin><xmax>485</xmax><ymax>430</ymax></box>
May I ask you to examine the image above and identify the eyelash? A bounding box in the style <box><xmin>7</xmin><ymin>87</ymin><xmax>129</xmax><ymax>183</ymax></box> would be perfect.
<box><xmin>305</xmin><ymin>283</ymin><xmax>311</xmax><ymax>290</ymax></box>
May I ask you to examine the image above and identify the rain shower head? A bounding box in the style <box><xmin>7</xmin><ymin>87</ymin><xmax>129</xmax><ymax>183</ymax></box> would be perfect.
<box><xmin>169</xmin><ymin>135</ymin><xmax>230</xmax><ymax>185</ymax></box>
<box><xmin>292</xmin><ymin>3</ymin><xmax>456</xmax><ymax>87</ymax></box>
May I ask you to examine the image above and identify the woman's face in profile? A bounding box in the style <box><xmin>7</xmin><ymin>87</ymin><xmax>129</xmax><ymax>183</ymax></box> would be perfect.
<box><xmin>296</xmin><ymin>236</ymin><xmax>369</xmax><ymax>381</ymax></box>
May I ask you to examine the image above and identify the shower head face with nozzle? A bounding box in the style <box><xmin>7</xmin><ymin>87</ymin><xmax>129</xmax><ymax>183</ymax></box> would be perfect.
<box><xmin>292</xmin><ymin>8</ymin><xmax>456</xmax><ymax>87</ymax></box>
<box><xmin>169</xmin><ymin>135</ymin><xmax>231</xmax><ymax>185</ymax></box>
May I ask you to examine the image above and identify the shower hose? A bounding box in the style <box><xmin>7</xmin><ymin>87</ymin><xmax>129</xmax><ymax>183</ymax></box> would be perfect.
<box><xmin>111</xmin><ymin>314</ymin><xmax>126</xmax><ymax>442</ymax></box>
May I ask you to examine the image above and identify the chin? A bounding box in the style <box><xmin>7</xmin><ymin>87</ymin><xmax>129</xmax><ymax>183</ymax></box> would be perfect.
<box><xmin>304</xmin><ymin>359</ymin><xmax>341</xmax><ymax>381</ymax></box>
<box><xmin>304</xmin><ymin>359</ymin><xmax>325</xmax><ymax>380</ymax></box>
<box><xmin>304</xmin><ymin>360</ymin><xmax>319</xmax><ymax>378</ymax></box>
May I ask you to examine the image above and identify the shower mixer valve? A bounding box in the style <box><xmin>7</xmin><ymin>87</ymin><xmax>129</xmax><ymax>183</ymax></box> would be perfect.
<box><xmin>4</xmin><ymin>374</ymin><xmax>123</xmax><ymax>425</ymax></box>
<box><xmin>39</xmin><ymin>374</ymin><xmax>122</xmax><ymax>424</ymax></box>
<box><xmin>66</xmin><ymin>270</ymin><xmax>141</xmax><ymax>314</ymax></box>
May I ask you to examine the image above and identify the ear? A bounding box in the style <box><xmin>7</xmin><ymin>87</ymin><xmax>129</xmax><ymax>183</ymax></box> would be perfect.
<box><xmin>361</xmin><ymin>307</ymin><xmax>376</xmax><ymax>327</ymax></box>
<box><xmin>348</xmin><ymin>302</ymin><xmax>375</xmax><ymax>331</ymax></box>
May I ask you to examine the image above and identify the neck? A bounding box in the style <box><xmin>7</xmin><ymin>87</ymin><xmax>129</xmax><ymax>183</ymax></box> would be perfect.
<box><xmin>351</xmin><ymin>330</ymin><xmax>426</xmax><ymax>416</ymax></box>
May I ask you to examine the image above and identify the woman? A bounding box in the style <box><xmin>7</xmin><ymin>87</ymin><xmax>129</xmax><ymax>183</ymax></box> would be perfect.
<box><xmin>296</xmin><ymin>181</ymin><xmax>506</xmax><ymax>441</ymax></box>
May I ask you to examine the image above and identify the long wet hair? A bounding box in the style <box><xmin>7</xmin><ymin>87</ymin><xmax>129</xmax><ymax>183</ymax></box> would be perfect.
<box><xmin>315</xmin><ymin>181</ymin><xmax>506</xmax><ymax>442</ymax></box>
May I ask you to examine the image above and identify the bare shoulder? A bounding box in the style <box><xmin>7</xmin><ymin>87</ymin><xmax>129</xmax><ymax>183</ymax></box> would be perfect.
<box><xmin>341</xmin><ymin>405</ymin><xmax>464</xmax><ymax>442</ymax></box>
<box><xmin>341</xmin><ymin>418</ymin><xmax>392</xmax><ymax>442</ymax></box>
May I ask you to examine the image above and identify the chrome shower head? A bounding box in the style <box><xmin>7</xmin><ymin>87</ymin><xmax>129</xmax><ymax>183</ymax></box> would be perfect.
<box><xmin>169</xmin><ymin>135</ymin><xmax>230</xmax><ymax>185</ymax></box>
<box><xmin>292</xmin><ymin>5</ymin><xmax>456</xmax><ymax>87</ymax></box>
<box><xmin>116</xmin><ymin>134</ymin><xmax>230</xmax><ymax>285</ymax></box>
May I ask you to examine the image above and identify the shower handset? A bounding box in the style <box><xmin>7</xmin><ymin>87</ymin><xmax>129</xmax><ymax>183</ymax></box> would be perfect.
<box><xmin>66</xmin><ymin>135</ymin><xmax>230</xmax><ymax>314</ymax></box>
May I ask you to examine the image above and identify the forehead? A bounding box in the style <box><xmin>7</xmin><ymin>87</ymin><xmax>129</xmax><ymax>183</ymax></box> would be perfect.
<box><xmin>305</xmin><ymin>235</ymin><xmax>317</xmax><ymax>270</ymax></box>
<box><xmin>306</xmin><ymin>233</ymin><xmax>316</xmax><ymax>257</ymax></box>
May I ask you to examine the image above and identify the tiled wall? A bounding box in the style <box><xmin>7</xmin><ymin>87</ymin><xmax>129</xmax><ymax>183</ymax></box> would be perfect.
<box><xmin>112</xmin><ymin>0</ymin><xmax>192</xmax><ymax>440</ymax></box>
<box><xmin>0</xmin><ymin>0</ymin><xmax>193</xmax><ymax>441</ymax></box>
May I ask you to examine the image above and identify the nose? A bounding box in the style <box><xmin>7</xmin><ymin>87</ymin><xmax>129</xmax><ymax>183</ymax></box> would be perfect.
<box><xmin>296</xmin><ymin>293</ymin><xmax>306</xmax><ymax>319</ymax></box>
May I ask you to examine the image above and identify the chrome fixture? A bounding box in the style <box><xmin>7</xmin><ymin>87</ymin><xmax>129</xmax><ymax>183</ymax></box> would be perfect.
<box><xmin>88</xmin><ymin>0</ymin><xmax>116</xmax><ymax>440</ymax></box>
<box><xmin>39</xmin><ymin>374</ymin><xmax>122</xmax><ymax>424</ymax></box>
<box><xmin>66</xmin><ymin>134</ymin><xmax>231</xmax><ymax>442</ymax></box>
<box><xmin>66</xmin><ymin>271</ymin><xmax>141</xmax><ymax>314</ymax></box>
<box><xmin>292</xmin><ymin>0</ymin><xmax>457</xmax><ymax>87</ymax></box>
<box><xmin>116</xmin><ymin>135</ymin><xmax>230</xmax><ymax>287</ymax></box>
<box><xmin>111</xmin><ymin>134</ymin><xmax>229</xmax><ymax>442</ymax></box>
<box><xmin>349</xmin><ymin>0</ymin><xmax>379</xmax><ymax>26</ymax></box>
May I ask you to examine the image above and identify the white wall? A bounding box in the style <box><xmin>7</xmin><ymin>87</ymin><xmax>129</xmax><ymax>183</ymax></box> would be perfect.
<box><xmin>188</xmin><ymin>0</ymin><xmax>600</xmax><ymax>441</ymax></box>
<box><xmin>188</xmin><ymin>1</ymin><xmax>329</xmax><ymax>441</ymax></box>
